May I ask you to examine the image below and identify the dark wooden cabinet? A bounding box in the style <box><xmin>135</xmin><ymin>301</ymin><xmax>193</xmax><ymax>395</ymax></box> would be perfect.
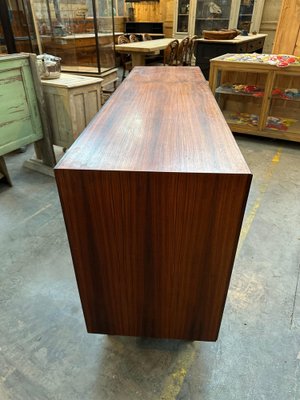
<box><xmin>195</xmin><ymin>33</ymin><xmax>267</xmax><ymax>79</ymax></box>
<box><xmin>55</xmin><ymin>67</ymin><xmax>252</xmax><ymax>341</ymax></box>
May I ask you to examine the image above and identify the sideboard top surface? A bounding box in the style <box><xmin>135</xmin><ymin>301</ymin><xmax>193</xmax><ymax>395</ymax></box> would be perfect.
<box><xmin>56</xmin><ymin>66</ymin><xmax>250</xmax><ymax>175</ymax></box>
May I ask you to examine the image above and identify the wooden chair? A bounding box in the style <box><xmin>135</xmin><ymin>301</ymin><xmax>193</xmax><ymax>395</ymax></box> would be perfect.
<box><xmin>163</xmin><ymin>40</ymin><xmax>179</xmax><ymax>66</ymax></box>
<box><xmin>129</xmin><ymin>34</ymin><xmax>139</xmax><ymax>43</ymax></box>
<box><xmin>142</xmin><ymin>33</ymin><xmax>153</xmax><ymax>41</ymax></box>
<box><xmin>177</xmin><ymin>36</ymin><xmax>190</xmax><ymax>66</ymax></box>
<box><xmin>117</xmin><ymin>35</ymin><xmax>132</xmax><ymax>80</ymax></box>
<box><xmin>185</xmin><ymin>35</ymin><xmax>198</xmax><ymax>66</ymax></box>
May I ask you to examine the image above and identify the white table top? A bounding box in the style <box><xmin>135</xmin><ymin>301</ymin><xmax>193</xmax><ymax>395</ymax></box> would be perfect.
<box><xmin>41</xmin><ymin>73</ymin><xmax>103</xmax><ymax>88</ymax></box>
<box><xmin>115</xmin><ymin>38</ymin><xmax>180</xmax><ymax>54</ymax></box>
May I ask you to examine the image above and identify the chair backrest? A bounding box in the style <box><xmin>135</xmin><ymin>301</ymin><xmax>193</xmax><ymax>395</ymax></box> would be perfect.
<box><xmin>118</xmin><ymin>35</ymin><xmax>130</xmax><ymax>45</ymax></box>
<box><xmin>186</xmin><ymin>35</ymin><xmax>198</xmax><ymax>66</ymax></box>
<box><xmin>117</xmin><ymin>34</ymin><xmax>131</xmax><ymax>76</ymax></box>
<box><xmin>143</xmin><ymin>33</ymin><xmax>153</xmax><ymax>41</ymax></box>
<box><xmin>177</xmin><ymin>36</ymin><xmax>190</xmax><ymax>65</ymax></box>
<box><xmin>163</xmin><ymin>40</ymin><xmax>179</xmax><ymax>66</ymax></box>
<box><xmin>129</xmin><ymin>34</ymin><xmax>139</xmax><ymax>43</ymax></box>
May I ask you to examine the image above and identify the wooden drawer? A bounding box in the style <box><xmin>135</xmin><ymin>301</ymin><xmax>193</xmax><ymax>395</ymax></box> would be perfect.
<box><xmin>247</xmin><ymin>38</ymin><xmax>265</xmax><ymax>52</ymax></box>
<box><xmin>236</xmin><ymin>43</ymin><xmax>248</xmax><ymax>53</ymax></box>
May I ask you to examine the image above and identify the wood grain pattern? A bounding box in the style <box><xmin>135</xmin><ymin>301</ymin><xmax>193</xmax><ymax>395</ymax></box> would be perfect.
<box><xmin>55</xmin><ymin>67</ymin><xmax>252</xmax><ymax>341</ymax></box>
<box><xmin>272</xmin><ymin>0</ymin><xmax>300</xmax><ymax>55</ymax></box>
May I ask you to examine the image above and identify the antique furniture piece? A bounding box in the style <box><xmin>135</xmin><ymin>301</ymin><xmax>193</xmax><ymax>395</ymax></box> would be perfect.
<box><xmin>129</xmin><ymin>34</ymin><xmax>139</xmax><ymax>43</ymax></box>
<box><xmin>177</xmin><ymin>36</ymin><xmax>190</xmax><ymax>64</ymax></box>
<box><xmin>29</xmin><ymin>0</ymin><xmax>120</xmax><ymax>87</ymax></box>
<box><xmin>174</xmin><ymin>0</ymin><xmax>265</xmax><ymax>38</ymax></box>
<box><xmin>164</xmin><ymin>39</ymin><xmax>179</xmax><ymax>65</ymax></box>
<box><xmin>195</xmin><ymin>33</ymin><xmax>267</xmax><ymax>79</ymax></box>
<box><xmin>209</xmin><ymin>53</ymin><xmax>300</xmax><ymax>142</ymax></box>
<box><xmin>41</xmin><ymin>73</ymin><xmax>103</xmax><ymax>149</ymax></box>
<box><xmin>117</xmin><ymin>35</ymin><xmax>133</xmax><ymax>80</ymax></box>
<box><xmin>55</xmin><ymin>66</ymin><xmax>252</xmax><ymax>341</ymax></box>
<box><xmin>0</xmin><ymin>53</ymin><xmax>55</xmax><ymax>184</ymax></box>
<box><xmin>115</xmin><ymin>38</ymin><xmax>180</xmax><ymax>67</ymax></box>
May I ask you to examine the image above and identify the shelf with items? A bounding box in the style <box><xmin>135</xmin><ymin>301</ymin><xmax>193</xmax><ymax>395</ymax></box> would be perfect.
<box><xmin>215</xmin><ymin>83</ymin><xmax>265</xmax><ymax>97</ymax></box>
<box><xmin>209</xmin><ymin>53</ymin><xmax>300</xmax><ymax>142</ymax></box>
<box><xmin>174</xmin><ymin>0</ymin><xmax>265</xmax><ymax>38</ymax></box>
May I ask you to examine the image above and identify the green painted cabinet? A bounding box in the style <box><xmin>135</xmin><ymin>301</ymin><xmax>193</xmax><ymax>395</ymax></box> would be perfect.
<box><xmin>0</xmin><ymin>54</ymin><xmax>44</xmax><ymax>156</ymax></box>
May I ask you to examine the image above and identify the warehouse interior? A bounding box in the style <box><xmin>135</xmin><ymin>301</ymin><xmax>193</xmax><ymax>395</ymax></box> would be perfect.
<box><xmin>1</xmin><ymin>0</ymin><xmax>300</xmax><ymax>399</ymax></box>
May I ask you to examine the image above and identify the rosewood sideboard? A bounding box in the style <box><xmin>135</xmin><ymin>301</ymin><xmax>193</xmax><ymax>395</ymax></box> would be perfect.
<box><xmin>55</xmin><ymin>67</ymin><xmax>252</xmax><ymax>341</ymax></box>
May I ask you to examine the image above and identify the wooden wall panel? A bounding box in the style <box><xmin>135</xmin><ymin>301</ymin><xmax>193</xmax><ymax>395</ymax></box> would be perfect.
<box><xmin>132</xmin><ymin>0</ymin><xmax>174</xmax><ymax>36</ymax></box>
<box><xmin>272</xmin><ymin>0</ymin><xmax>300</xmax><ymax>55</ymax></box>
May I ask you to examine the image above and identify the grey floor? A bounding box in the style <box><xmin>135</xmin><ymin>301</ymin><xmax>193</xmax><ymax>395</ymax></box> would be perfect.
<box><xmin>0</xmin><ymin>136</ymin><xmax>299</xmax><ymax>400</ymax></box>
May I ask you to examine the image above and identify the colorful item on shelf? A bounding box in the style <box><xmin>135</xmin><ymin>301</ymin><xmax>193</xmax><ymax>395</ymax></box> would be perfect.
<box><xmin>284</xmin><ymin>88</ymin><xmax>300</xmax><ymax>99</ymax></box>
<box><xmin>220</xmin><ymin>83</ymin><xmax>264</xmax><ymax>97</ymax></box>
<box><xmin>228</xmin><ymin>112</ymin><xmax>259</xmax><ymax>126</ymax></box>
<box><xmin>227</xmin><ymin>112</ymin><xmax>297</xmax><ymax>131</ymax></box>
<box><xmin>266</xmin><ymin>116</ymin><xmax>297</xmax><ymax>131</ymax></box>
<box><xmin>222</xmin><ymin>53</ymin><xmax>300</xmax><ymax>67</ymax></box>
<box><xmin>271</xmin><ymin>88</ymin><xmax>300</xmax><ymax>100</ymax></box>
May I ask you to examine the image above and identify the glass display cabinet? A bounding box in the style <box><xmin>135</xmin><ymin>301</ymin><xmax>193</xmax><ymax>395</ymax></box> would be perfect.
<box><xmin>175</xmin><ymin>0</ymin><xmax>192</xmax><ymax>35</ymax></box>
<box><xmin>0</xmin><ymin>0</ymin><xmax>39</xmax><ymax>54</ymax></box>
<box><xmin>0</xmin><ymin>0</ymin><xmax>123</xmax><ymax>79</ymax></box>
<box><xmin>173</xmin><ymin>0</ymin><xmax>265</xmax><ymax>38</ymax></box>
<box><xmin>237</xmin><ymin>0</ymin><xmax>256</xmax><ymax>31</ymax></box>
<box><xmin>30</xmin><ymin>0</ymin><xmax>124</xmax><ymax>76</ymax></box>
<box><xmin>194</xmin><ymin>0</ymin><xmax>233</xmax><ymax>36</ymax></box>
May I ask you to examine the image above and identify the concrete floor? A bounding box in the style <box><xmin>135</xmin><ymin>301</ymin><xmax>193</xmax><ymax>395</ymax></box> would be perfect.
<box><xmin>0</xmin><ymin>136</ymin><xmax>299</xmax><ymax>400</ymax></box>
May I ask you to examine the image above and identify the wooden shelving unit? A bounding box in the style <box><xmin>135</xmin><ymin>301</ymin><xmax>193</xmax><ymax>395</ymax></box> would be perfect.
<box><xmin>209</xmin><ymin>54</ymin><xmax>300</xmax><ymax>143</ymax></box>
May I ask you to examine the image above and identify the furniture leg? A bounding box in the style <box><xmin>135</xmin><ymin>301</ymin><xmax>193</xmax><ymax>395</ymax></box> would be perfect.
<box><xmin>131</xmin><ymin>53</ymin><xmax>145</xmax><ymax>67</ymax></box>
<box><xmin>0</xmin><ymin>156</ymin><xmax>12</xmax><ymax>186</ymax></box>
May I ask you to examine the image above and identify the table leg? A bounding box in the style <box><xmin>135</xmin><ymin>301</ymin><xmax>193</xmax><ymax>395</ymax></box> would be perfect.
<box><xmin>131</xmin><ymin>53</ymin><xmax>145</xmax><ymax>67</ymax></box>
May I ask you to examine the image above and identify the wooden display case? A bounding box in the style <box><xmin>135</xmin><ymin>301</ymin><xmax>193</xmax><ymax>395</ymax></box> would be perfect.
<box><xmin>209</xmin><ymin>54</ymin><xmax>300</xmax><ymax>143</ymax></box>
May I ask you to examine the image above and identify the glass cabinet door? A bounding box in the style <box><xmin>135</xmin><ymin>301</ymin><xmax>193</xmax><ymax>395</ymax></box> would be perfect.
<box><xmin>176</xmin><ymin>0</ymin><xmax>191</xmax><ymax>33</ymax></box>
<box><xmin>95</xmin><ymin>0</ymin><xmax>116</xmax><ymax>73</ymax></box>
<box><xmin>214</xmin><ymin>68</ymin><xmax>267</xmax><ymax>129</ymax></box>
<box><xmin>31</xmin><ymin>0</ymin><xmax>117</xmax><ymax>74</ymax></box>
<box><xmin>237</xmin><ymin>0</ymin><xmax>254</xmax><ymax>31</ymax></box>
<box><xmin>264</xmin><ymin>73</ymin><xmax>300</xmax><ymax>136</ymax></box>
<box><xmin>194</xmin><ymin>0</ymin><xmax>232</xmax><ymax>37</ymax></box>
